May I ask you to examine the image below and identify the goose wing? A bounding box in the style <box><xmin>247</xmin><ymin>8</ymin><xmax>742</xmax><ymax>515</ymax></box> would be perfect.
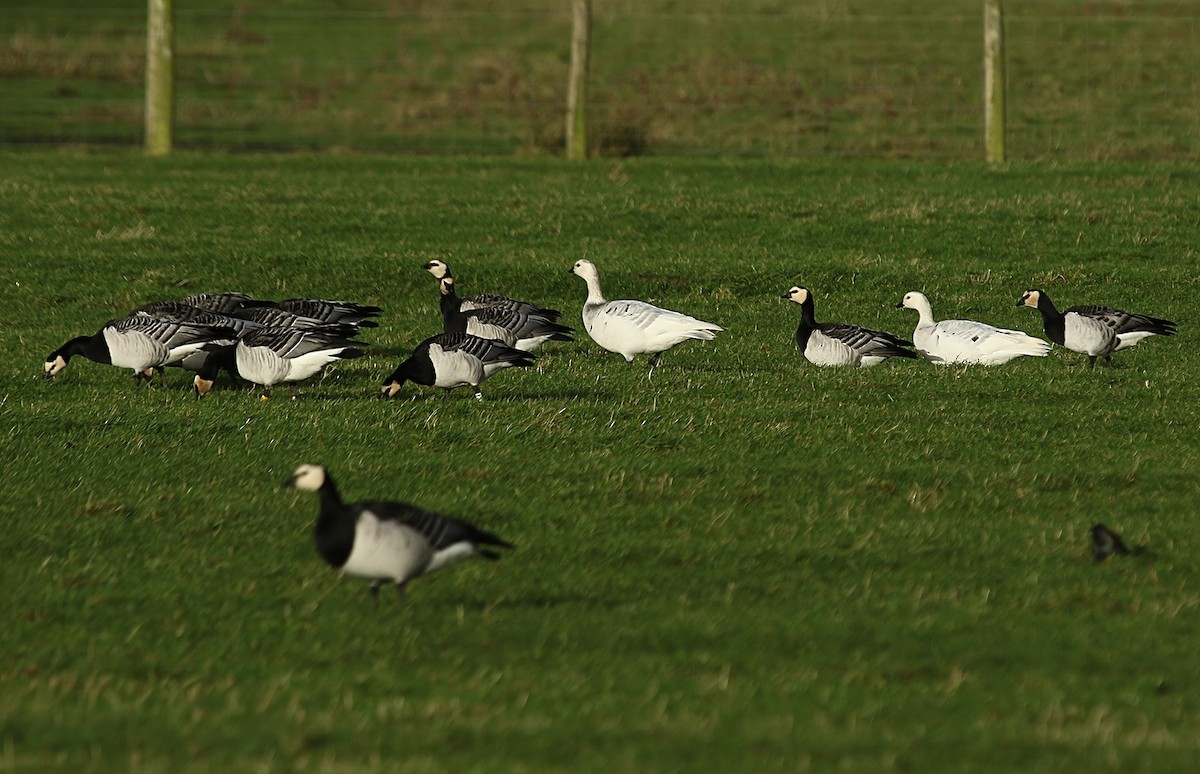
<box><xmin>278</xmin><ymin>299</ymin><xmax>382</xmax><ymax>326</ymax></box>
<box><xmin>463</xmin><ymin>293</ymin><xmax>561</xmax><ymax>321</ymax></box>
<box><xmin>240</xmin><ymin>326</ymin><xmax>362</xmax><ymax>358</ymax></box>
<box><xmin>1067</xmin><ymin>305</ymin><xmax>1177</xmax><ymax>337</ymax></box>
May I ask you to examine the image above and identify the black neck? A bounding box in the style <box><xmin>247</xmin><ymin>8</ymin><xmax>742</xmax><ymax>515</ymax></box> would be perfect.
<box><xmin>313</xmin><ymin>477</ymin><xmax>355</xmax><ymax>568</ymax></box>
<box><xmin>794</xmin><ymin>296</ymin><xmax>817</xmax><ymax>349</ymax></box>
<box><xmin>60</xmin><ymin>333</ymin><xmax>111</xmax><ymax>365</ymax></box>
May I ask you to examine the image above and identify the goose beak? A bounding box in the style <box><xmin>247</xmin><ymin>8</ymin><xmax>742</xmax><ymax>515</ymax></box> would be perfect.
<box><xmin>779</xmin><ymin>292</ymin><xmax>791</xmax><ymax>300</ymax></box>
<box><xmin>283</xmin><ymin>474</ymin><xmax>298</xmax><ymax>489</ymax></box>
<box><xmin>895</xmin><ymin>301</ymin><xmax>904</xmax><ymax>308</ymax></box>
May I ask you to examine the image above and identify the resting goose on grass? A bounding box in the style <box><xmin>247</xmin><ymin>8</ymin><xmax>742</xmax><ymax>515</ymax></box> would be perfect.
<box><xmin>45</xmin><ymin>316</ymin><xmax>238</xmax><ymax>385</ymax></box>
<box><xmin>897</xmin><ymin>291</ymin><xmax>1051</xmax><ymax>365</ymax></box>
<box><xmin>435</xmin><ymin>277</ymin><xmax>573</xmax><ymax>352</ymax></box>
<box><xmin>194</xmin><ymin>326</ymin><xmax>366</xmax><ymax>399</ymax></box>
<box><xmin>782</xmin><ymin>286</ymin><xmax>917</xmax><ymax>367</ymax></box>
<box><xmin>569</xmin><ymin>259</ymin><xmax>723</xmax><ymax>368</ymax></box>
<box><xmin>286</xmin><ymin>464</ymin><xmax>513</xmax><ymax>607</ymax></box>
<box><xmin>422</xmin><ymin>259</ymin><xmax>562</xmax><ymax>320</ymax></box>
<box><xmin>1017</xmin><ymin>289</ymin><xmax>1177</xmax><ymax>368</ymax></box>
<box><xmin>379</xmin><ymin>332</ymin><xmax>534</xmax><ymax>400</ymax></box>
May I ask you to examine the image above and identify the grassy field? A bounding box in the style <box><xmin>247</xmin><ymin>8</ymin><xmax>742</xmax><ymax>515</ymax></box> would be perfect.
<box><xmin>3</xmin><ymin>0</ymin><xmax>1198</xmax><ymax>158</ymax></box>
<box><xmin>2</xmin><ymin>151</ymin><xmax>1200</xmax><ymax>771</ymax></box>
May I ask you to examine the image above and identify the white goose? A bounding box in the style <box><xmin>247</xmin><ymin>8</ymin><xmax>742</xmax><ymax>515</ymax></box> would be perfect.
<box><xmin>782</xmin><ymin>286</ymin><xmax>917</xmax><ymax>367</ymax></box>
<box><xmin>379</xmin><ymin>332</ymin><xmax>535</xmax><ymax>400</ymax></box>
<box><xmin>897</xmin><ymin>291</ymin><xmax>1051</xmax><ymax>365</ymax></box>
<box><xmin>1017</xmin><ymin>289</ymin><xmax>1177</xmax><ymax>368</ymax></box>
<box><xmin>569</xmin><ymin>259</ymin><xmax>723</xmax><ymax>367</ymax></box>
<box><xmin>286</xmin><ymin>464</ymin><xmax>513</xmax><ymax>606</ymax></box>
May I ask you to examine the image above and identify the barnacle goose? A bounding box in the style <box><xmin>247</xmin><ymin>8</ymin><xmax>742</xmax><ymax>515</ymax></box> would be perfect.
<box><xmin>379</xmin><ymin>332</ymin><xmax>534</xmax><ymax>400</ymax></box>
<box><xmin>1017</xmin><ymin>289</ymin><xmax>1177</xmax><ymax>368</ymax></box>
<box><xmin>897</xmin><ymin>291</ymin><xmax>1051</xmax><ymax>365</ymax></box>
<box><xmin>1090</xmin><ymin>524</ymin><xmax>1130</xmax><ymax>563</ymax></box>
<box><xmin>44</xmin><ymin>316</ymin><xmax>237</xmax><ymax>385</ymax></box>
<box><xmin>569</xmin><ymin>259</ymin><xmax>723</xmax><ymax>367</ymax></box>
<box><xmin>273</xmin><ymin>299</ymin><xmax>382</xmax><ymax>327</ymax></box>
<box><xmin>782</xmin><ymin>286</ymin><xmax>916</xmax><ymax>367</ymax></box>
<box><xmin>435</xmin><ymin>277</ymin><xmax>573</xmax><ymax>352</ymax></box>
<box><xmin>286</xmin><ymin>464</ymin><xmax>513</xmax><ymax>606</ymax></box>
<box><xmin>422</xmin><ymin>259</ymin><xmax>562</xmax><ymax>320</ymax></box>
<box><xmin>194</xmin><ymin>326</ymin><xmax>366</xmax><ymax>399</ymax></box>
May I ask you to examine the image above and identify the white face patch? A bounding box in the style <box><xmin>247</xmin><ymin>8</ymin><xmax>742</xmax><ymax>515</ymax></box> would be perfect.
<box><xmin>289</xmin><ymin>464</ymin><xmax>327</xmax><ymax>492</ymax></box>
<box><xmin>784</xmin><ymin>287</ymin><xmax>807</xmax><ymax>304</ymax></box>
<box><xmin>1020</xmin><ymin>290</ymin><xmax>1040</xmax><ymax>308</ymax></box>
<box><xmin>44</xmin><ymin>355</ymin><xmax>67</xmax><ymax>377</ymax></box>
<box><xmin>424</xmin><ymin>260</ymin><xmax>448</xmax><ymax>279</ymax></box>
<box><xmin>380</xmin><ymin>381</ymin><xmax>403</xmax><ymax>399</ymax></box>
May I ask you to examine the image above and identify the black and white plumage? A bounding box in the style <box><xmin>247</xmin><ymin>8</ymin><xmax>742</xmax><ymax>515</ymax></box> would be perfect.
<box><xmin>273</xmin><ymin>299</ymin><xmax>382</xmax><ymax>328</ymax></box>
<box><xmin>379</xmin><ymin>332</ymin><xmax>534</xmax><ymax>400</ymax></box>
<box><xmin>285</xmin><ymin>464</ymin><xmax>513</xmax><ymax>606</ymax></box>
<box><xmin>422</xmin><ymin>259</ymin><xmax>562</xmax><ymax>320</ymax></box>
<box><xmin>44</xmin><ymin>316</ymin><xmax>238</xmax><ymax>385</ymax></box>
<box><xmin>435</xmin><ymin>277</ymin><xmax>573</xmax><ymax>352</ymax></box>
<box><xmin>897</xmin><ymin>291</ymin><xmax>1051</xmax><ymax>365</ymax></box>
<box><xmin>194</xmin><ymin>326</ymin><xmax>366</xmax><ymax>399</ymax></box>
<box><xmin>1090</xmin><ymin>523</ymin><xmax>1131</xmax><ymax>563</ymax></box>
<box><xmin>1018</xmin><ymin>289</ymin><xmax>1177</xmax><ymax>368</ymax></box>
<box><xmin>175</xmin><ymin>292</ymin><xmax>274</xmax><ymax>316</ymax></box>
<box><xmin>782</xmin><ymin>286</ymin><xmax>917</xmax><ymax>367</ymax></box>
<box><xmin>569</xmin><ymin>259</ymin><xmax>723</xmax><ymax>368</ymax></box>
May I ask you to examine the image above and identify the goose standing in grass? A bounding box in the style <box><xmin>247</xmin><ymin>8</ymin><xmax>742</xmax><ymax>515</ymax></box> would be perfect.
<box><xmin>194</xmin><ymin>326</ymin><xmax>367</xmax><ymax>399</ymax></box>
<box><xmin>422</xmin><ymin>259</ymin><xmax>562</xmax><ymax>320</ymax></box>
<box><xmin>379</xmin><ymin>332</ymin><xmax>534</xmax><ymax>400</ymax></box>
<box><xmin>45</xmin><ymin>316</ymin><xmax>238</xmax><ymax>385</ymax></box>
<box><xmin>1017</xmin><ymin>289</ymin><xmax>1177</xmax><ymax>368</ymax></box>
<box><xmin>285</xmin><ymin>464</ymin><xmax>514</xmax><ymax>607</ymax></box>
<box><xmin>897</xmin><ymin>291</ymin><xmax>1051</xmax><ymax>365</ymax></box>
<box><xmin>433</xmin><ymin>276</ymin><xmax>573</xmax><ymax>352</ymax></box>
<box><xmin>569</xmin><ymin>259</ymin><xmax>723</xmax><ymax>368</ymax></box>
<box><xmin>782</xmin><ymin>286</ymin><xmax>917</xmax><ymax>367</ymax></box>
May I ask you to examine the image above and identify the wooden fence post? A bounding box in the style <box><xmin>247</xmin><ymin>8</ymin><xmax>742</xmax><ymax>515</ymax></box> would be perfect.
<box><xmin>984</xmin><ymin>0</ymin><xmax>1006</xmax><ymax>164</ymax></box>
<box><xmin>145</xmin><ymin>0</ymin><xmax>174</xmax><ymax>156</ymax></box>
<box><xmin>565</xmin><ymin>0</ymin><xmax>591</xmax><ymax>160</ymax></box>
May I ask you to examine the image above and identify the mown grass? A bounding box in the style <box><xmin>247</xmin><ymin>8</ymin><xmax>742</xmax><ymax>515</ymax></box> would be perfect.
<box><xmin>2</xmin><ymin>152</ymin><xmax>1200</xmax><ymax>771</ymax></box>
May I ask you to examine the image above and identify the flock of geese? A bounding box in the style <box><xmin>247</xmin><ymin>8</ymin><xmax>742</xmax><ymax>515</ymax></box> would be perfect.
<box><xmin>43</xmin><ymin>261</ymin><xmax>1178</xmax><ymax>602</ymax></box>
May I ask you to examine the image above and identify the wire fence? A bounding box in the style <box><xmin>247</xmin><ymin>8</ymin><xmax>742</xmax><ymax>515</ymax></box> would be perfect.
<box><xmin>2</xmin><ymin>1</ymin><xmax>1198</xmax><ymax>159</ymax></box>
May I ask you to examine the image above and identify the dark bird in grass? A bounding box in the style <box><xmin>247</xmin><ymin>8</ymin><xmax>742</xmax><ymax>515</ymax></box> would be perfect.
<box><xmin>1090</xmin><ymin>523</ymin><xmax>1131</xmax><ymax>563</ymax></box>
<box><xmin>285</xmin><ymin>464</ymin><xmax>514</xmax><ymax>606</ymax></box>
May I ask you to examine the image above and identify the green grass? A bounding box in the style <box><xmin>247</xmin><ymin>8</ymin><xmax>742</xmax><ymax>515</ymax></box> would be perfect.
<box><xmin>2</xmin><ymin>152</ymin><xmax>1200</xmax><ymax>771</ymax></box>
<box><xmin>2</xmin><ymin>0</ymin><xmax>1199</xmax><ymax>158</ymax></box>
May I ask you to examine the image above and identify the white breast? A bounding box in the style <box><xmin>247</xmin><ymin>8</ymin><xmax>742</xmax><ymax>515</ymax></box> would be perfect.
<box><xmin>103</xmin><ymin>328</ymin><xmax>169</xmax><ymax>371</ymax></box>
<box><xmin>341</xmin><ymin>511</ymin><xmax>432</xmax><ymax>581</ymax></box>
<box><xmin>1064</xmin><ymin>314</ymin><xmax>1117</xmax><ymax>356</ymax></box>
<box><xmin>428</xmin><ymin>344</ymin><xmax>485</xmax><ymax>388</ymax></box>
<box><xmin>804</xmin><ymin>332</ymin><xmax>862</xmax><ymax>367</ymax></box>
<box><xmin>236</xmin><ymin>344</ymin><xmax>291</xmax><ymax>387</ymax></box>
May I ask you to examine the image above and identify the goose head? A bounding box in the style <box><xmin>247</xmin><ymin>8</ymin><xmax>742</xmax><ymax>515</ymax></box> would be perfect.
<box><xmin>44</xmin><ymin>352</ymin><xmax>69</xmax><ymax>380</ymax></box>
<box><xmin>422</xmin><ymin>260</ymin><xmax>451</xmax><ymax>280</ymax></box>
<box><xmin>379</xmin><ymin>375</ymin><xmax>406</xmax><ymax>400</ymax></box>
<box><xmin>569</xmin><ymin>259</ymin><xmax>599</xmax><ymax>281</ymax></box>
<box><xmin>781</xmin><ymin>286</ymin><xmax>810</xmax><ymax>305</ymax></box>
<box><xmin>1017</xmin><ymin>289</ymin><xmax>1044</xmax><ymax>309</ymax></box>
<box><xmin>897</xmin><ymin>291</ymin><xmax>932</xmax><ymax>313</ymax></box>
<box><xmin>286</xmin><ymin>463</ymin><xmax>327</xmax><ymax>492</ymax></box>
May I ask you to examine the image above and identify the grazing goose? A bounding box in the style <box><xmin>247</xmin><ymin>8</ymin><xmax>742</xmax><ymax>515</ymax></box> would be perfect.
<box><xmin>274</xmin><ymin>299</ymin><xmax>382</xmax><ymax>328</ymax></box>
<box><xmin>195</xmin><ymin>326</ymin><xmax>366</xmax><ymax>399</ymax></box>
<box><xmin>422</xmin><ymin>259</ymin><xmax>562</xmax><ymax>320</ymax></box>
<box><xmin>285</xmin><ymin>464</ymin><xmax>514</xmax><ymax>606</ymax></box>
<box><xmin>1017</xmin><ymin>289</ymin><xmax>1177</xmax><ymax>368</ymax></box>
<box><xmin>45</xmin><ymin>316</ymin><xmax>237</xmax><ymax>385</ymax></box>
<box><xmin>379</xmin><ymin>332</ymin><xmax>534</xmax><ymax>400</ymax></box>
<box><xmin>177</xmin><ymin>292</ymin><xmax>273</xmax><ymax>316</ymax></box>
<box><xmin>569</xmin><ymin>259</ymin><xmax>723</xmax><ymax>367</ymax></box>
<box><xmin>232</xmin><ymin>306</ymin><xmax>371</xmax><ymax>331</ymax></box>
<box><xmin>436</xmin><ymin>277</ymin><xmax>573</xmax><ymax>352</ymax></box>
<box><xmin>782</xmin><ymin>286</ymin><xmax>917</xmax><ymax>367</ymax></box>
<box><xmin>897</xmin><ymin>291</ymin><xmax>1051</xmax><ymax>365</ymax></box>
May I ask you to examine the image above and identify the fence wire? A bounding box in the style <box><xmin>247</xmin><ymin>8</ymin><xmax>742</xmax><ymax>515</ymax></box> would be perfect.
<box><xmin>2</xmin><ymin>1</ymin><xmax>1197</xmax><ymax>159</ymax></box>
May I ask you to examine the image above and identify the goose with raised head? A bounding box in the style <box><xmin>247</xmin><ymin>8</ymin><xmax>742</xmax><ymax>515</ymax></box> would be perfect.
<box><xmin>435</xmin><ymin>276</ymin><xmax>573</xmax><ymax>351</ymax></box>
<box><xmin>194</xmin><ymin>326</ymin><xmax>366</xmax><ymax>399</ymax></box>
<box><xmin>45</xmin><ymin>316</ymin><xmax>238</xmax><ymax>385</ymax></box>
<box><xmin>1017</xmin><ymin>289</ymin><xmax>1177</xmax><ymax>368</ymax></box>
<box><xmin>782</xmin><ymin>286</ymin><xmax>916</xmax><ymax>367</ymax></box>
<box><xmin>569</xmin><ymin>259</ymin><xmax>723</xmax><ymax>368</ymax></box>
<box><xmin>422</xmin><ymin>259</ymin><xmax>562</xmax><ymax>320</ymax></box>
<box><xmin>379</xmin><ymin>332</ymin><xmax>534</xmax><ymax>400</ymax></box>
<box><xmin>897</xmin><ymin>291</ymin><xmax>1051</xmax><ymax>365</ymax></box>
<box><xmin>285</xmin><ymin>464</ymin><xmax>514</xmax><ymax>606</ymax></box>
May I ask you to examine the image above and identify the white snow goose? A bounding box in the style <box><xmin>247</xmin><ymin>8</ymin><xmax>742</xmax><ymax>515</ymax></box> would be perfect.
<box><xmin>45</xmin><ymin>316</ymin><xmax>238</xmax><ymax>385</ymax></box>
<box><xmin>435</xmin><ymin>277</ymin><xmax>573</xmax><ymax>352</ymax></box>
<box><xmin>569</xmin><ymin>259</ymin><xmax>723</xmax><ymax>368</ymax></box>
<box><xmin>1017</xmin><ymin>289</ymin><xmax>1177</xmax><ymax>368</ymax></box>
<box><xmin>285</xmin><ymin>464</ymin><xmax>514</xmax><ymax>606</ymax></box>
<box><xmin>782</xmin><ymin>286</ymin><xmax>917</xmax><ymax>367</ymax></box>
<box><xmin>422</xmin><ymin>259</ymin><xmax>562</xmax><ymax>320</ymax></box>
<box><xmin>194</xmin><ymin>326</ymin><xmax>366</xmax><ymax>399</ymax></box>
<box><xmin>897</xmin><ymin>291</ymin><xmax>1051</xmax><ymax>365</ymax></box>
<box><xmin>379</xmin><ymin>332</ymin><xmax>534</xmax><ymax>400</ymax></box>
